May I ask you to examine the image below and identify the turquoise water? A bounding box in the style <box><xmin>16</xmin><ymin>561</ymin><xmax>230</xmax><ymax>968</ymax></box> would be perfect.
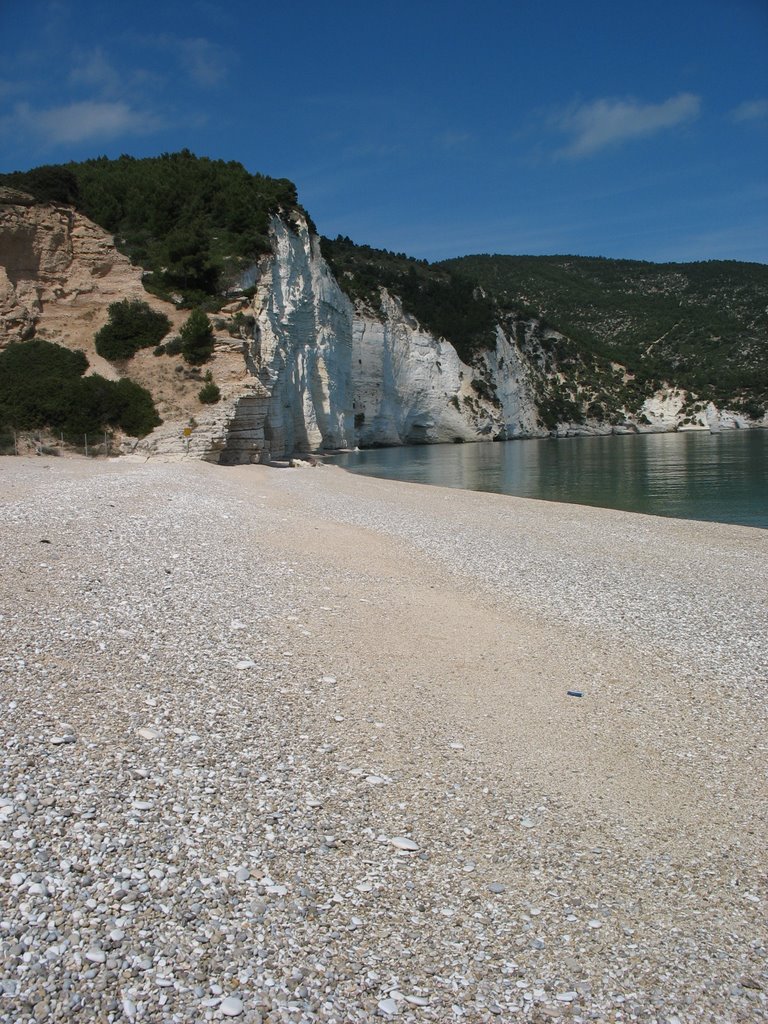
<box><xmin>333</xmin><ymin>430</ymin><xmax>768</xmax><ymax>528</ymax></box>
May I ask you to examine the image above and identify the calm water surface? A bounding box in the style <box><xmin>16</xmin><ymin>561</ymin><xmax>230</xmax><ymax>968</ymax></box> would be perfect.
<box><xmin>333</xmin><ymin>430</ymin><xmax>768</xmax><ymax>528</ymax></box>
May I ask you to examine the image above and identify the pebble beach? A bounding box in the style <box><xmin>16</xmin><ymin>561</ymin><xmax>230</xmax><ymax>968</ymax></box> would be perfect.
<box><xmin>0</xmin><ymin>455</ymin><xmax>766</xmax><ymax>1024</ymax></box>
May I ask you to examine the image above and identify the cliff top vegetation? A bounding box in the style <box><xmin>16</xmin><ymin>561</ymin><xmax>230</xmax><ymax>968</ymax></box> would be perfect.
<box><xmin>0</xmin><ymin>151</ymin><xmax>306</xmax><ymax>308</ymax></box>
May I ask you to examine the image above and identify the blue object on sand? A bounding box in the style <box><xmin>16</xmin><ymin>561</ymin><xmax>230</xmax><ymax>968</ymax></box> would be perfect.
<box><xmin>567</xmin><ymin>690</ymin><xmax>583</xmax><ymax>697</ymax></box>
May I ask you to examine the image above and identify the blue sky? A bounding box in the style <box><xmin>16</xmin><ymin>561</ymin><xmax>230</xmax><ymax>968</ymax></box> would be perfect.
<box><xmin>1</xmin><ymin>0</ymin><xmax>767</xmax><ymax>263</ymax></box>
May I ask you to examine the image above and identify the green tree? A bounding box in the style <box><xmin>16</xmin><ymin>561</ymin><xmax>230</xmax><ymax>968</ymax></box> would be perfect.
<box><xmin>162</xmin><ymin>226</ymin><xmax>219</xmax><ymax>295</ymax></box>
<box><xmin>180</xmin><ymin>308</ymin><xmax>215</xmax><ymax>365</ymax></box>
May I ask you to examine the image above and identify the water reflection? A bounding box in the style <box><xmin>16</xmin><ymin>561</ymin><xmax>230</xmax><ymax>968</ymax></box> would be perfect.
<box><xmin>333</xmin><ymin>431</ymin><xmax>768</xmax><ymax>528</ymax></box>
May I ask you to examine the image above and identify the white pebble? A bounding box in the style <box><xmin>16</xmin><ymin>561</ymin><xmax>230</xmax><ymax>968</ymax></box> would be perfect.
<box><xmin>220</xmin><ymin>996</ymin><xmax>244</xmax><ymax>1016</ymax></box>
<box><xmin>390</xmin><ymin>837</ymin><xmax>419</xmax><ymax>852</ymax></box>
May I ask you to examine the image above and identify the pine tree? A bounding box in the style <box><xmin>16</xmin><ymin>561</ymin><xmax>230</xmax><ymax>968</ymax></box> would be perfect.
<box><xmin>180</xmin><ymin>309</ymin><xmax>214</xmax><ymax>365</ymax></box>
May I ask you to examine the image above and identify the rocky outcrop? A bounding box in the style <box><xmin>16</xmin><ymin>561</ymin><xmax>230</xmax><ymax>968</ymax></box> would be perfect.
<box><xmin>0</xmin><ymin>194</ymin><xmax>145</xmax><ymax>348</ymax></box>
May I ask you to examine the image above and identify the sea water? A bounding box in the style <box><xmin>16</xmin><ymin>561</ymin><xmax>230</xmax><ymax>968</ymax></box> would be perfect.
<box><xmin>333</xmin><ymin>429</ymin><xmax>768</xmax><ymax>528</ymax></box>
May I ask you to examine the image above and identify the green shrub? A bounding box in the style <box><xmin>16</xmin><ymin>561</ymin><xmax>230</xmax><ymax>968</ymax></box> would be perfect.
<box><xmin>153</xmin><ymin>345</ymin><xmax>166</xmax><ymax>356</ymax></box>
<box><xmin>164</xmin><ymin>337</ymin><xmax>183</xmax><ymax>356</ymax></box>
<box><xmin>109</xmin><ymin>378</ymin><xmax>162</xmax><ymax>435</ymax></box>
<box><xmin>198</xmin><ymin>380</ymin><xmax>221</xmax><ymax>404</ymax></box>
<box><xmin>94</xmin><ymin>300</ymin><xmax>171</xmax><ymax>361</ymax></box>
<box><xmin>0</xmin><ymin>339</ymin><xmax>161</xmax><ymax>438</ymax></box>
<box><xmin>180</xmin><ymin>308</ymin><xmax>214</xmax><ymax>365</ymax></box>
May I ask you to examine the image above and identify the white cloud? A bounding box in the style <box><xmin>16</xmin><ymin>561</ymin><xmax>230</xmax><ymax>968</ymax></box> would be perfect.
<box><xmin>553</xmin><ymin>93</ymin><xmax>701</xmax><ymax>159</ymax></box>
<box><xmin>731</xmin><ymin>99</ymin><xmax>768</xmax><ymax>122</ymax></box>
<box><xmin>12</xmin><ymin>100</ymin><xmax>162</xmax><ymax>145</ymax></box>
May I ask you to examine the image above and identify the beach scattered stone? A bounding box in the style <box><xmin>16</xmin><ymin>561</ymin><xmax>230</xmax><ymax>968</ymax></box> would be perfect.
<box><xmin>235</xmin><ymin>659</ymin><xmax>256</xmax><ymax>670</ymax></box>
<box><xmin>321</xmin><ymin>675</ymin><xmax>337</xmax><ymax>684</ymax></box>
<box><xmin>220</xmin><ymin>996</ymin><xmax>244</xmax><ymax>1016</ymax></box>
<box><xmin>588</xmin><ymin>919</ymin><xmax>602</xmax><ymax>929</ymax></box>
<box><xmin>521</xmin><ymin>816</ymin><xmax>535</xmax><ymax>828</ymax></box>
<box><xmin>1</xmin><ymin>444</ymin><xmax>762</xmax><ymax>1024</ymax></box>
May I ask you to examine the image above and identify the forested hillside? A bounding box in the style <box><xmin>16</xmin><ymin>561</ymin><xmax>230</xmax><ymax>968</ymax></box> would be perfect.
<box><xmin>441</xmin><ymin>254</ymin><xmax>768</xmax><ymax>416</ymax></box>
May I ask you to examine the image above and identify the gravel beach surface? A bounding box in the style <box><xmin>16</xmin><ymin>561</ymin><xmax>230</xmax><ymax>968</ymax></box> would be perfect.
<box><xmin>1</xmin><ymin>456</ymin><xmax>766</xmax><ymax>1024</ymax></box>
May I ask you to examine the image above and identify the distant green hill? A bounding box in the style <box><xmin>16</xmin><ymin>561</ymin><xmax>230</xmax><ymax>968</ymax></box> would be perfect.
<box><xmin>0</xmin><ymin>151</ymin><xmax>305</xmax><ymax>307</ymax></box>
<box><xmin>440</xmin><ymin>254</ymin><xmax>768</xmax><ymax>415</ymax></box>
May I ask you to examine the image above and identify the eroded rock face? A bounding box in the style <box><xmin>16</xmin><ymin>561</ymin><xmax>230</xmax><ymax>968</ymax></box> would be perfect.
<box><xmin>0</xmin><ymin>198</ymin><xmax>144</xmax><ymax>347</ymax></box>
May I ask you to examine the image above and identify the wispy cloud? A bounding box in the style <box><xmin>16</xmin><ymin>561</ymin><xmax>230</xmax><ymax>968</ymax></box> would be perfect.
<box><xmin>730</xmin><ymin>99</ymin><xmax>768</xmax><ymax>122</ymax></box>
<box><xmin>435</xmin><ymin>131</ymin><xmax>472</xmax><ymax>150</ymax></box>
<box><xmin>69</xmin><ymin>48</ymin><xmax>121</xmax><ymax>94</ymax></box>
<box><xmin>9</xmin><ymin>100</ymin><xmax>163</xmax><ymax>145</ymax></box>
<box><xmin>178</xmin><ymin>38</ymin><xmax>227</xmax><ymax>87</ymax></box>
<box><xmin>552</xmin><ymin>93</ymin><xmax>701</xmax><ymax>159</ymax></box>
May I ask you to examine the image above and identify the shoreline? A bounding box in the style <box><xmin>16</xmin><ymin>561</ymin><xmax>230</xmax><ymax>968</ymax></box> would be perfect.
<box><xmin>1</xmin><ymin>456</ymin><xmax>766</xmax><ymax>1022</ymax></box>
<box><xmin>326</xmin><ymin>427</ymin><xmax>767</xmax><ymax>532</ymax></box>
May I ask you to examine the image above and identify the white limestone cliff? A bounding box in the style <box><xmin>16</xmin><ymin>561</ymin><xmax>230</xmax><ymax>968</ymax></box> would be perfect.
<box><xmin>239</xmin><ymin>218</ymin><xmax>546</xmax><ymax>460</ymax></box>
<box><xmin>251</xmin><ymin>217</ymin><xmax>355</xmax><ymax>455</ymax></box>
<box><xmin>151</xmin><ymin>215</ymin><xmax>765</xmax><ymax>460</ymax></box>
